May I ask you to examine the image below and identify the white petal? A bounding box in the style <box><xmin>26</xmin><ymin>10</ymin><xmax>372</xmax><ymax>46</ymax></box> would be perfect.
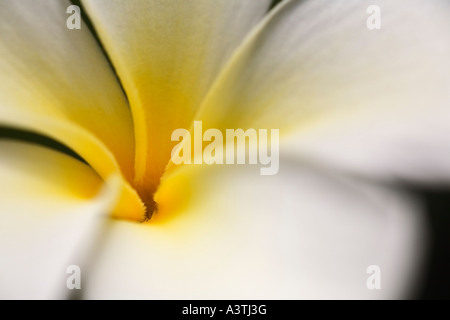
<box><xmin>86</xmin><ymin>161</ymin><xmax>426</xmax><ymax>299</ymax></box>
<box><xmin>0</xmin><ymin>141</ymin><xmax>121</xmax><ymax>299</ymax></box>
<box><xmin>195</xmin><ymin>0</ymin><xmax>450</xmax><ymax>185</ymax></box>
<box><xmin>82</xmin><ymin>0</ymin><xmax>272</xmax><ymax>191</ymax></box>
<box><xmin>0</xmin><ymin>0</ymin><xmax>135</xmax><ymax>182</ymax></box>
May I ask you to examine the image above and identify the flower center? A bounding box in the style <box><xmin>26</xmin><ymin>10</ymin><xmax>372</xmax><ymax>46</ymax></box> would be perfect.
<box><xmin>134</xmin><ymin>182</ymin><xmax>159</xmax><ymax>221</ymax></box>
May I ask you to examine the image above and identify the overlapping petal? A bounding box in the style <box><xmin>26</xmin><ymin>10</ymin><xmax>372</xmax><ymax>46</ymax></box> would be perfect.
<box><xmin>82</xmin><ymin>0</ymin><xmax>272</xmax><ymax>196</ymax></box>
<box><xmin>193</xmin><ymin>0</ymin><xmax>450</xmax><ymax>185</ymax></box>
<box><xmin>0</xmin><ymin>141</ymin><xmax>121</xmax><ymax>299</ymax></box>
<box><xmin>85</xmin><ymin>161</ymin><xmax>425</xmax><ymax>299</ymax></box>
<box><xmin>0</xmin><ymin>0</ymin><xmax>135</xmax><ymax>183</ymax></box>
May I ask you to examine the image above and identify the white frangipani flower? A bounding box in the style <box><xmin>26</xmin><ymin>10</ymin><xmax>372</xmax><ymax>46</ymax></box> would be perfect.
<box><xmin>1</xmin><ymin>0</ymin><xmax>449</xmax><ymax>299</ymax></box>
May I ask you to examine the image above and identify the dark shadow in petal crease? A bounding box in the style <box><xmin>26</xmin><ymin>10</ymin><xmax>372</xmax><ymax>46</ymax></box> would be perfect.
<box><xmin>70</xmin><ymin>0</ymin><xmax>129</xmax><ymax>105</ymax></box>
<box><xmin>0</xmin><ymin>126</ymin><xmax>86</xmax><ymax>164</ymax></box>
<box><xmin>270</xmin><ymin>0</ymin><xmax>285</xmax><ymax>10</ymax></box>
